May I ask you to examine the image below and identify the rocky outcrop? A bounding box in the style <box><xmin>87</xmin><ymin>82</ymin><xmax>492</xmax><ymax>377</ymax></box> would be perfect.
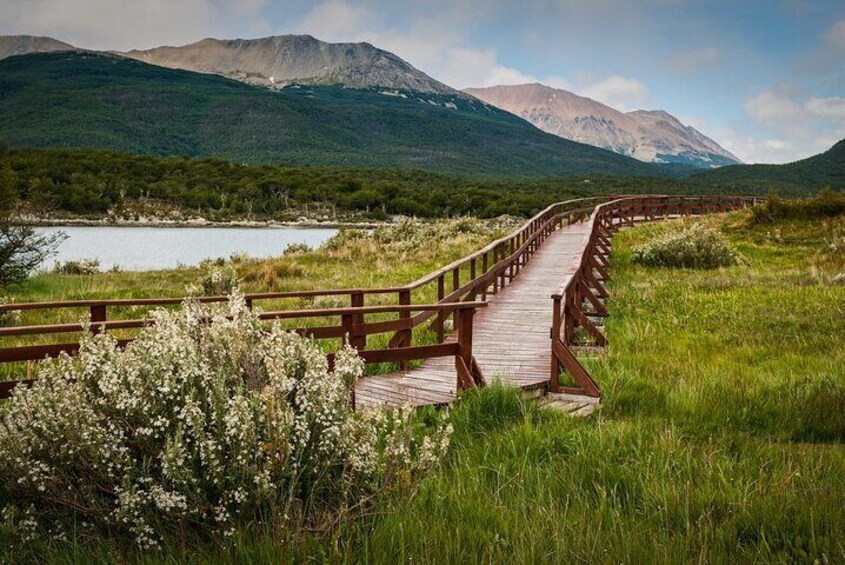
<box><xmin>0</xmin><ymin>35</ymin><xmax>76</xmax><ymax>60</ymax></box>
<box><xmin>465</xmin><ymin>83</ymin><xmax>740</xmax><ymax>167</ymax></box>
<box><xmin>123</xmin><ymin>35</ymin><xmax>461</xmax><ymax>95</ymax></box>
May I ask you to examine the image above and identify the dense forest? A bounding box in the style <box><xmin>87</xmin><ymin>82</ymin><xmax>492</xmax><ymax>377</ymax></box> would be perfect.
<box><xmin>0</xmin><ymin>146</ymin><xmax>838</xmax><ymax>221</ymax></box>
<box><xmin>0</xmin><ymin>146</ymin><xmax>676</xmax><ymax>220</ymax></box>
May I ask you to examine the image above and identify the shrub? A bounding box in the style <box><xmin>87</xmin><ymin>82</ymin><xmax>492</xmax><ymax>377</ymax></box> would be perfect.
<box><xmin>283</xmin><ymin>242</ymin><xmax>311</xmax><ymax>254</ymax></box>
<box><xmin>751</xmin><ymin>189</ymin><xmax>845</xmax><ymax>223</ymax></box>
<box><xmin>0</xmin><ymin>293</ymin><xmax>450</xmax><ymax>548</ymax></box>
<box><xmin>52</xmin><ymin>258</ymin><xmax>100</xmax><ymax>275</ymax></box>
<box><xmin>193</xmin><ymin>265</ymin><xmax>239</xmax><ymax>296</ymax></box>
<box><xmin>0</xmin><ymin>296</ymin><xmax>20</xmax><ymax>327</ymax></box>
<box><xmin>320</xmin><ymin>228</ymin><xmax>369</xmax><ymax>251</ymax></box>
<box><xmin>632</xmin><ymin>224</ymin><xmax>741</xmax><ymax>269</ymax></box>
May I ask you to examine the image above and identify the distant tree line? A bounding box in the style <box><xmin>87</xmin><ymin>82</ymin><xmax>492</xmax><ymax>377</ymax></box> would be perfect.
<box><xmin>0</xmin><ymin>146</ymin><xmax>712</xmax><ymax>221</ymax></box>
<box><xmin>0</xmin><ymin>145</ymin><xmax>821</xmax><ymax>222</ymax></box>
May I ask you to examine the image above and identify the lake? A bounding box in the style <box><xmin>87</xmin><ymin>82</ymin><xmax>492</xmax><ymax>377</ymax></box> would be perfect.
<box><xmin>36</xmin><ymin>226</ymin><xmax>338</xmax><ymax>271</ymax></box>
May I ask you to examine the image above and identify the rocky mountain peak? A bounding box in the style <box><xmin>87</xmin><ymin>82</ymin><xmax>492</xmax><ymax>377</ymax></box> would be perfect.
<box><xmin>122</xmin><ymin>34</ymin><xmax>461</xmax><ymax>95</ymax></box>
<box><xmin>0</xmin><ymin>35</ymin><xmax>76</xmax><ymax>60</ymax></box>
<box><xmin>465</xmin><ymin>83</ymin><xmax>740</xmax><ymax>167</ymax></box>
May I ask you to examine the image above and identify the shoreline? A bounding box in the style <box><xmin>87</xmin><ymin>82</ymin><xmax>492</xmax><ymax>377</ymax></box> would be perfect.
<box><xmin>21</xmin><ymin>217</ymin><xmax>383</xmax><ymax>229</ymax></box>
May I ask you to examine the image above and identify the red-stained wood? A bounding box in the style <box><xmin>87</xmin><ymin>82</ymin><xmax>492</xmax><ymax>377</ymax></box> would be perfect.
<box><xmin>0</xmin><ymin>195</ymin><xmax>754</xmax><ymax>405</ymax></box>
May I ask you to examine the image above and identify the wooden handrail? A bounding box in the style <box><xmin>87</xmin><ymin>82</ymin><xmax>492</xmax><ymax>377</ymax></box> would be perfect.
<box><xmin>549</xmin><ymin>194</ymin><xmax>757</xmax><ymax>397</ymax></box>
<box><xmin>0</xmin><ymin>193</ymin><xmax>758</xmax><ymax>406</ymax></box>
<box><xmin>0</xmin><ymin>198</ymin><xmax>607</xmax><ymax>313</ymax></box>
<box><xmin>0</xmin><ymin>302</ymin><xmax>488</xmax><ymax>400</ymax></box>
<box><xmin>0</xmin><ymin>302</ymin><xmax>486</xmax><ymax>337</ymax></box>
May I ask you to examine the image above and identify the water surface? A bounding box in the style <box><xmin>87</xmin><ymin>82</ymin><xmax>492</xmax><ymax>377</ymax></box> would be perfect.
<box><xmin>36</xmin><ymin>226</ymin><xmax>337</xmax><ymax>271</ymax></box>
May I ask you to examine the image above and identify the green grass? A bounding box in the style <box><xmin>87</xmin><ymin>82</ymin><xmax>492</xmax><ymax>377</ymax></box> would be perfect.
<box><xmin>4</xmin><ymin>211</ymin><xmax>845</xmax><ymax>563</ymax></box>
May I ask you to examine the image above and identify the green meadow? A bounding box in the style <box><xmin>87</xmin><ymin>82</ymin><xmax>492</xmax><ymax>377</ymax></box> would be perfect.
<box><xmin>3</xmin><ymin>206</ymin><xmax>845</xmax><ymax>564</ymax></box>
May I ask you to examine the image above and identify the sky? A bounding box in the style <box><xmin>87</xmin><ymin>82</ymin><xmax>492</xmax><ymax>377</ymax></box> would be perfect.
<box><xmin>1</xmin><ymin>0</ymin><xmax>844</xmax><ymax>164</ymax></box>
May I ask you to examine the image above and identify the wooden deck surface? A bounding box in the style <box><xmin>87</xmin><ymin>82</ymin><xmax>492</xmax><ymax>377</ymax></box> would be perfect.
<box><xmin>356</xmin><ymin>221</ymin><xmax>592</xmax><ymax>408</ymax></box>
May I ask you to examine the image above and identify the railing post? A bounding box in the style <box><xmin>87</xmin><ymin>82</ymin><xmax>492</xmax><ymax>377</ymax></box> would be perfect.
<box><xmin>492</xmin><ymin>245</ymin><xmax>500</xmax><ymax>294</ymax></box>
<box><xmin>398</xmin><ymin>289</ymin><xmax>412</xmax><ymax>370</ymax></box>
<box><xmin>349</xmin><ymin>292</ymin><xmax>366</xmax><ymax>350</ymax></box>
<box><xmin>435</xmin><ymin>275</ymin><xmax>445</xmax><ymax>342</ymax></box>
<box><xmin>451</xmin><ymin>267</ymin><xmax>460</xmax><ymax>333</ymax></box>
<box><xmin>481</xmin><ymin>252</ymin><xmax>489</xmax><ymax>300</ymax></box>
<box><xmin>508</xmin><ymin>239</ymin><xmax>515</xmax><ymax>282</ymax></box>
<box><xmin>550</xmin><ymin>296</ymin><xmax>562</xmax><ymax>393</ymax></box>
<box><xmin>90</xmin><ymin>304</ymin><xmax>106</xmax><ymax>335</ymax></box>
<box><xmin>498</xmin><ymin>243</ymin><xmax>507</xmax><ymax>289</ymax></box>
<box><xmin>455</xmin><ymin>306</ymin><xmax>481</xmax><ymax>390</ymax></box>
<box><xmin>564</xmin><ymin>287</ymin><xmax>576</xmax><ymax>345</ymax></box>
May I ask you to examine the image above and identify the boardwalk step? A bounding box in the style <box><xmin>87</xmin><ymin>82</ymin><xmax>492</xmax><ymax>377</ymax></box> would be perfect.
<box><xmin>538</xmin><ymin>392</ymin><xmax>601</xmax><ymax>417</ymax></box>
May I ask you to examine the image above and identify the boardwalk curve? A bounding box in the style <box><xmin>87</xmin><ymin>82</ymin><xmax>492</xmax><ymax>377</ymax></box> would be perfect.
<box><xmin>0</xmin><ymin>196</ymin><xmax>755</xmax><ymax>406</ymax></box>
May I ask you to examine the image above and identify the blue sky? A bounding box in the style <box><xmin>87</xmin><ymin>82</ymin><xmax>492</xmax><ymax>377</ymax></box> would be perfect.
<box><xmin>2</xmin><ymin>0</ymin><xmax>844</xmax><ymax>163</ymax></box>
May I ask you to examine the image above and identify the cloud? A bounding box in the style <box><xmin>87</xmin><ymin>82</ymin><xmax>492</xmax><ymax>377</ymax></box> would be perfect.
<box><xmin>667</xmin><ymin>47</ymin><xmax>720</xmax><ymax>72</ymax></box>
<box><xmin>711</xmin><ymin>128</ymin><xmax>802</xmax><ymax>164</ymax></box>
<box><xmin>746</xmin><ymin>88</ymin><xmax>845</xmax><ymax>123</ymax></box>
<box><xmin>733</xmin><ymin>86</ymin><xmax>845</xmax><ymax>162</ymax></box>
<box><xmin>805</xmin><ymin>96</ymin><xmax>845</xmax><ymax>120</ymax></box>
<box><xmin>743</xmin><ymin>89</ymin><xmax>803</xmax><ymax>123</ymax></box>
<box><xmin>763</xmin><ymin>139</ymin><xmax>788</xmax><ymax>150</ymax></box>
<box><xmin>293</xmin><ymin>0</ymin><xmax>372</xmax><ymax>42</ymax></box>
<box><xmin>579</xmin><ymin>75</ymin><xmax>651</xmax><ymax>111</ymax></box>
<box><xmin>826</xmin><ymin>20</ymin><xmax>845</xmax><ymax>49</ymax></box>
<box><xmin>437</xmin><ymin>47</ymin><xmax>536</xmax><ymax>88</ymax></box>
<box><xmin>0</xmin><ymin>0</ymin><xmax>266</xmax><ymax>50</ymax></box>
<box><xmin>292</xmin><ymin>0</ymin><xmax>532</xmax><ymax>90</ymax></box>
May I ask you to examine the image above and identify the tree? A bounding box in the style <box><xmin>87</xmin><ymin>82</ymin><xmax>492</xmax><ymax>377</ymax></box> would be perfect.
<box><xmin>0</xmin><ymin>161</ymin><xmax>64</xmax><ymax>285</ymax></box>
<box><xmin>0</xmin><ymin>223</ymin><xmax>65</xmax><ymax>285</ymax></box>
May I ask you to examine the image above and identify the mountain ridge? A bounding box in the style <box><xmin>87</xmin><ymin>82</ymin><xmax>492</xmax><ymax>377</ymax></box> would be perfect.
<box><xmin>0</xmin><ymin>51</ymin><xmax>694</xmax><ymax>179</ymax></box>
<box><xmin>122</xmin><ymin>35</ymin><xmax>464</xmax><ymax>96</ymax></box>
<box><xmin>691</xmin><ymin>138</ymin><xmax>845</xmax><ymax>190</ymax></box>
<box><xmin>0</xmin><ymin>34</ymin><xmax>76</xmax><ymax>59</ymax></box>
<box><xmin>464</xmin><ymin>83</ymin><xmax>740</xmax><ymax>168</ymax></box>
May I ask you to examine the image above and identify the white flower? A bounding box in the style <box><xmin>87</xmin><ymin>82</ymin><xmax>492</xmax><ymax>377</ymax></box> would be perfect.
<box><xmin>0</xmin><ymin>290</ymin><xmax>450</xmax><ymax>548</ymax></box>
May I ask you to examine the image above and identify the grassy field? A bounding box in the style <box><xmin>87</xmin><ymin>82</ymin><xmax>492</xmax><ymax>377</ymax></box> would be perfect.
<box><xmin>4</xmin><ymin>209</ymin><xmax>845</xmax><ymax>563</ymax></box>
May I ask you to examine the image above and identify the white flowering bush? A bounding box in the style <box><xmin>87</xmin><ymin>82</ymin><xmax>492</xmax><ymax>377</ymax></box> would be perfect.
<box><xmin>0</xmin><ymin>293</ymin><xmax>450</xmax><ymax>549</ymax></box>
<box><xmin>191</xmin><ymin>265</ymin><xmax>239</xmax><ymax>296</ymax></box>
<box><xmin>632</xmin><ymin>224</ymin><xmax>741</xmax><ymax>269</ymax></box>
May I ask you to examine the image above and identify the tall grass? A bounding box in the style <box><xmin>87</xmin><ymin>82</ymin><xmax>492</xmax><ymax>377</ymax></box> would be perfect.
<box><xmin>5</xmin><ymin>209</ymin><xmax>845</xmax><ymax>563</ymax></box>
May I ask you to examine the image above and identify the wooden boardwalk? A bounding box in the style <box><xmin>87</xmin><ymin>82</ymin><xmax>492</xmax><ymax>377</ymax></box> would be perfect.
<box><xmin>356</xmin><ymin>221</ymin><xmax>592</xmax><ymax>408</ymax></box>
<box><xmin>0</xmin><ymin>196</ymin><xmax>753</xmax><ymax>403</ymax></box>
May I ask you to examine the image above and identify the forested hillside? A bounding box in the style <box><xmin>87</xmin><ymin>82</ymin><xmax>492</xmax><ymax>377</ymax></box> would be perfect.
<box><xmin>0</xmin><ymin>52</ymin><xmax>689</xmax><ymax>180</ymax></box>
<box><xmin>692</xmin><ymin>140</ymin><xmax>845</xmax><ymax>191</ymax></box>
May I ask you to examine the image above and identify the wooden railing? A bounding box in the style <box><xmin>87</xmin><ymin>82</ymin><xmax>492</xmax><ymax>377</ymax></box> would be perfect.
<box><xmin>549</xmin><ymin>195</ymin><xmax>757</xmax><ymax>397</ymax></box>
<box><xmin>0</xmin><ymin>196</ymin><xmax>613</xmax><ymax>400</ymax></box>
<box><xmin>0</xmin><ymin>194</ymin><xmax>757</xmax><ymax>403</ymax></box>
<box><xmin>0</xmin><ymin>302</ymin><xmax>487</xmax><ymax>401</ymax></box>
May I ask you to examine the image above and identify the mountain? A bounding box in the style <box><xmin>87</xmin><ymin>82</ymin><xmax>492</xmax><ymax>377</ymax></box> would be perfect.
<box><xmin>123</xmin><ymin>35</ymin><xmax>462</xmax><ymax>96</ymax></box>
<box><xmin>691</xmin><ymin>139</ymin><xmax>845</xmax><ymax>191</ymax></box>
<box><xmin>0</xmin><ymin>35</ymin><xmax>76</xmax><ymax>59</ymax></box>
<box><xmin>0</xmin><ymin>51</ymin><xmax>693</xmax><ymax>179</ymax></box>
<box><xmin>464</xmin><ymin>83</ymin><xmax>740</xmax><ymax>168</ymax></box>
